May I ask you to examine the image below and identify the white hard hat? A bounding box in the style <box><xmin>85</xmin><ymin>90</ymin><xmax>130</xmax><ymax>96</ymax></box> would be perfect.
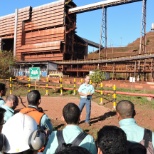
<box><xmin>2</xmin><ymin>112</ymin><xmax>37</xmax><ymax>153</ymax></box>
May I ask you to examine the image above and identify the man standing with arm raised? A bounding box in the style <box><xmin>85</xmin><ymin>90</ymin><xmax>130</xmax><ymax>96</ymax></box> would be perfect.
<box><xmin>78</xmin><ymin>75</ymin><xmax>94</xmax><ymax>126</ymax></box>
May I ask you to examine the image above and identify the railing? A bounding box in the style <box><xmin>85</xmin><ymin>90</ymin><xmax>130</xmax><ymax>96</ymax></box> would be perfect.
<box><xmin>1</xmin><ymin>77</ymin><xmax>154</xmax><ymax>109</ymax></box>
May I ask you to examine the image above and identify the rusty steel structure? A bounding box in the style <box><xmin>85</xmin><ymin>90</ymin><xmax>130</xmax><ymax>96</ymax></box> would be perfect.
<box><xmin>59</xmin><ymin>0</ymin><xmax>153</xmax><ymax>81</ymax></box>
<box><xmin>0</xmin><ymin>0</ymin><xmax>89</xmax><ymax>61</ymax></box>
<box><xmin>55</xmin><ymin>53</ymin><xmax>154</xmax><ymax>81</ymax></box>
<box><xmin>0</xmin><ymin>0</ymin><xmax>153</xmax><ymax>81</ymax></box>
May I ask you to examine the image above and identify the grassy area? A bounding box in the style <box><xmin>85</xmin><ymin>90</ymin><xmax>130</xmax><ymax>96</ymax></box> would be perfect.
<box><xmin>93</xmin><ymin>91</ymin><xmax>154</xmax><ymax>109</ymax></box>
<box><xmin>1</xmin><ymin>80</ymin><xmax>154</xmax><ymax>109</ymax></box>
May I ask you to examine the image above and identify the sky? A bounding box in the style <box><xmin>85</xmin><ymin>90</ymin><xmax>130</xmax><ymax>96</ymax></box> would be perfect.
<box><xmin>0</xmin><ymin>0</ymin><xmax>154</xmax><ymax>52</ymax></box>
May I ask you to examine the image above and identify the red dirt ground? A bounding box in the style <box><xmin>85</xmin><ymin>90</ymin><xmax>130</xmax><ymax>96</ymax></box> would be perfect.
<box><xmin>17</xmin><ymin>96</ymin><xmax>154</xmax><ymax>138</ymax></box>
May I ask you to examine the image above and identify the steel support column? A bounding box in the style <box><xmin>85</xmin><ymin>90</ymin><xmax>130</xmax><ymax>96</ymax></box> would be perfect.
<box><xmin>99</xmin><ymin>7</ymin><xmax>107</xmax><ymax>59</ymax></box>
<box><xmin>138</xmin><ymin>0</ymin><xmax>146</xmax><ymax>81</ymax></box>
<box><xmin>14</xmin><ymin>9</ymin><xmax>18</xmax><ymax>57</ymax></box>
<box><xmin>139</xmin><ymin>0</ymin><xmax>147</xmax><ymax>54</ymax></box>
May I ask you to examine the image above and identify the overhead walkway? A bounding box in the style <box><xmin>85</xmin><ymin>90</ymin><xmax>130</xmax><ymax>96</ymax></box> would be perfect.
<box><xmin>82</xmin><ymin>38</ymin><xmax>103</xmax><ymax>49</ymax></box>
<box><xmin>69</xmin><ymin>0</ymin><xmax>142</xmax><ymax>14</ymax></box>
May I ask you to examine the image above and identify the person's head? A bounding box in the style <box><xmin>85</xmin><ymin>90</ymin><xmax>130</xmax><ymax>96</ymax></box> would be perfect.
<box><xmin>5</xmin><ymin>95</ymin><xmax>19</xmax><ymax>110</ymax></box>
<box><xmin>2</xmin><ymin>113</ymin><xmax>46</xmax><ymax>154</ymax></box>
<box><xmin>0</xmin><ymin>83</ymin><xmax>6</xmax><ymax>97</ymax></box>
<box><xmin>63</xmin><ymin>103</ymin><xmax>80</xmax><ymax>125</ymax></box>
<box><xmin>84</xmin><ymin>75</ymin><xmax>90</xmax><ymax>84</ymax></box>
<box><xmin>0</xmin><ymin>107</ymin><xmax>6</xmax><ymax>133</ymax></box>
<box><xmin>27</xmin><ymin>90</ymin><xmax>41</xmax><ymax>106</ymax></box>
<box><xmin>96</xmin><ymin>125</ymin><xmax>127</xmax><ymax>154</ymax></box>
<box><xmin>55</xmin><ymin>146</ymin><xmax>91</xmax><ymax>154</ymax></box>
<box><xmin>116</xmin><ymin>100</ymin><xmax>135</xmax><ymax>120</ymax></box>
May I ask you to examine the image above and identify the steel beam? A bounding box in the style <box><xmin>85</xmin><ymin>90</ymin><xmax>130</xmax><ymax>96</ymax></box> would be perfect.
<box><xmin>69</xmin><ymin>0</ymin><xmax>142</xmax><ymax>14</ymax></box>
<box><xmin>99</xmin><ymin>7</ymin><xmax>107</xmax><ymax>59</ymax></box>
<box><xmin>55</xmin><ymin>54</ymin><xmax>154</xmax><ymax>64</ymax></box>
<box><xmin>13</xmin><ymin>9</ymin><xmax>18</xmax><ymax>57</ymax></box>
<box><xmin>139</xmin><ymin>0</ymin><xmax>147</xmax><ymax>54</ymax></box>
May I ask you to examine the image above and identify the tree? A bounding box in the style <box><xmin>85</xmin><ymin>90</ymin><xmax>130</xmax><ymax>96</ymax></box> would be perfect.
<box><xmin>0</xmin><ymin>51</ymin><xmax>15</xmax><ymax>78</ymax></box>
<box><xmin>89</xmin><ymin>70</ymin><xmax>105</xmax><ymax>87</ymax></box>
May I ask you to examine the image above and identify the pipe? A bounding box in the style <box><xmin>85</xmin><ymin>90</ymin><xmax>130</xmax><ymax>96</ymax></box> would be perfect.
<box><xmin>95</xmin><ymin>90</ymin><xmax>154</xmax><ymax>98</ymax></box>
<box><xmin>69</xmin><ymin>0</ymin><xmax>142</xmax><ymax>14</ymax></box>
<box><xmin>14</xmin><ymin>9</ymin><xmax>18</xmax><ymax>57</ymax></box>
<box><xmin>55</xmin><ymin>53</ymin><xmax>154</xmax><ymax>65</ymax></box>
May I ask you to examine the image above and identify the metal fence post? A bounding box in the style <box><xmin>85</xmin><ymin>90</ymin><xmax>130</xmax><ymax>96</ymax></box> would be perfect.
<box><xmin>60</xmin><ymin>77</ymin><xmax>63</xmax><ymax>95</ymax></box>
<box><xmin>113</xmin><ymin>84</ymin><xmax>116</xmax><ymax>110</ymax></box>
<box><xmin>100</xmin><ymin>82</ymin><xmax>103</xmax><ymax>104</ymax></box>
<box><xmin>28</xmin><ymin>77</ymin><xmax>31</xmax><ymax>92</ymax></box>
<box><xmin>45</xmin><ymin>77</ymin><xmax>49</xmax><ymax>96</ymax></box>
<box><xmin>73</xmin><ymin>78</ymin><xmax>76</xmax><ymax>95</ymax></box>
<box><xmin>9</xmin><ymin>77</ymin><xmax>12</xmax><ymax>94</ymax></box>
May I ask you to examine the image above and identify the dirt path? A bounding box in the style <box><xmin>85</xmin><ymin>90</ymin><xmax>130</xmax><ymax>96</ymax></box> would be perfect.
<box><xmin>17</xmin><ymin>96</ymin><xmax>154</xmax><ymax>138</ymax></box>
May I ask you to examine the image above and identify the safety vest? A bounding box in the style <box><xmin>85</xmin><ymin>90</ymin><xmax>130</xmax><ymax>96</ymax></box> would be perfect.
<box><xmin>20</xmin><ymin>107</ymin><xmax>44</xmax><ymax>125</ymax></box>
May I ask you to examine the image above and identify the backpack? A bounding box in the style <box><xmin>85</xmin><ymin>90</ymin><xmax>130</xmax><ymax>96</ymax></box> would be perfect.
<box><xmin>55</xmin><ymin>130</ymin><xmax>88</xmax><ymax>153</ymax></box>
<box><xmin>140</xmin><ymin>128</ymin><xmax>154</xmax><ymax>154</ymax></box>
<box><xmin>127</xmin><ymin>141</ymin><xmax>146</xmax><ymax>154</ymax></box>
<box><xmin>0</xmin><ymin>134</ymin><xmax>5</xmax><ymax>152</ymax></box>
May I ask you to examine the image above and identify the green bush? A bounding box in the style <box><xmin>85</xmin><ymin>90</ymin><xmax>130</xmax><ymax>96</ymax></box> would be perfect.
<box><xmin>90</xmin><ymin>70</ymin><xmax>105</xmax><ymax>87</ymax></box>
<box><xmin>0</xmin><ymin>51</ymin><xmax>15</xmax><ymax>78</ymax></box>
<box><xmin>66</xmin><ymin>90</ymin><xmax>73</xmax><ymax>95</ymax></box>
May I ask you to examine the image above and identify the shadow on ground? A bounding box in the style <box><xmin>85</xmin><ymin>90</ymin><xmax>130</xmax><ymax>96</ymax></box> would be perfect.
<box><xmin>79</xmin><ymin>111</ymin><xmax>116</xmax><ymax>125</ymax></box>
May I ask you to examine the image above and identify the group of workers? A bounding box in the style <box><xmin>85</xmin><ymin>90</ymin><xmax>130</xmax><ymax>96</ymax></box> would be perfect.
<box><xmin>0</xmin><ymin>75</ymin><xmax>153</xmax><ymax>154</ymax></box>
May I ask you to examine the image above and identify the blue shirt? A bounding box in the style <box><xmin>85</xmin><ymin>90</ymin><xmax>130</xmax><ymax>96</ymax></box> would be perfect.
<box><xmin>119</xmin><ymin>118</ymin><xmax>154</xmax><ymax>147</ymax></box>
<box><xmin>43</xmin><ymin>125</ymin><xmax>97</xmax><ymax>154</ymax></box>
<box><xmin>0</xmin><ymin>97</ymin><xmax>5</xmax><ymax>106</ymax></box>
<box><xmin>78</xmin><ymin>83</ymin><xmax>95</xmax><ymax>99</ymax></box>
<box><xmin>1</xmin><ymin>105</ymin><xmax>14</xmax><ymax>122</ymax></box>
<box><xmin>41</xmin><ymin>114</ymin><xmax>53</xmax><ymax>131</ymax></box>
<box><xmin>28</xmin><ymin>105</ymin><xmax>53</xmax><ymax>131</ymax></box>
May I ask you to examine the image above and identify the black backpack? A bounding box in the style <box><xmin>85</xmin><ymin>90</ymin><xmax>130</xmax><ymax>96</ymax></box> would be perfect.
<box><xmin>127</xmin><ymin>141</ymin><xmax>146</xmax><ymax>154</ymax></box>
<box><xmin>140</xmin><ymin>129</ymin><xmax>154</xmax><ymax>154</ymax></box>
<box><xmin>55</xmin><ymin>130</ymin><xmax>87</xmax><ymax>153</ymax></box>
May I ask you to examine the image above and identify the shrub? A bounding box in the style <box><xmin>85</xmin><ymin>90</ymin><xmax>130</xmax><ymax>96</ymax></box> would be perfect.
<box><xmin>0</xmin><ymin>51</ymin><xmax>15</xmax><ymax>78</ymax></box>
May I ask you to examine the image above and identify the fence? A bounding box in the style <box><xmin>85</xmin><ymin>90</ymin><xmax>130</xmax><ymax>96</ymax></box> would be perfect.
<box><xmin>1</xmin><ymin>77</ymin><xmax>154</xmax><ymax>108</ymax></box>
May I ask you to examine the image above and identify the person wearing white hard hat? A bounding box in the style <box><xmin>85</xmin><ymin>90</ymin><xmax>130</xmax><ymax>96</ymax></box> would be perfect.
<box><xmin>2</xmin><ymin>112</ymin><xmax>46</xmax><ymax>154</ymax></box>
